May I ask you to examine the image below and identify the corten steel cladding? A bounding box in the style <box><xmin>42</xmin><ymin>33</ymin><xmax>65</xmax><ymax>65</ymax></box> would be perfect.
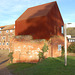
<box><xmin>15</xmin><ymin>1</ymin><xmax>64</xmax><ymax>40</ymax></box>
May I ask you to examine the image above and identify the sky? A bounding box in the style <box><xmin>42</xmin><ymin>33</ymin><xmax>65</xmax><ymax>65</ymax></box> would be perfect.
<box><xmin>0</xmin><ymin>0</ymin><xmax>75</xmax><ymax>27</ymax></box>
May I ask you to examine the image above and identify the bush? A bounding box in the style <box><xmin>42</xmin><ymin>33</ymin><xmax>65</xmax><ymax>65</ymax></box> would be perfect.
<box><xmin>38</xmin><ymin>43</ymin><xmax>48</xmax><ymax>61</ymax></box>
<box><xmin>8</xmin><ymin>52</ymin><xmax>13</xmax><ymax>63</ymax></box>
<box><xmin>61</xmin><ymin>46</ymin><xmax>65</xmax><ymax>56</ymax></box>
<box><xmin>68</xmin><ymin>42</ymin><xmax>75</xmax><ymax>53</ymax></box>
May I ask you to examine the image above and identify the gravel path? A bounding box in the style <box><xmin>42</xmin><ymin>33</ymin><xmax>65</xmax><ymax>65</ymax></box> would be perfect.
<box><xmin>0</xmin><ymin>50</ymin><xmax>13</xmax><ymax>75</ymax></box>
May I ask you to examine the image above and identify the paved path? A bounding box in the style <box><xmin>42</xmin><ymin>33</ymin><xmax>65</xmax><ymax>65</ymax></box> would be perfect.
<box><xmin>0</xmin><ymin>50</ymin><xmax>13</xmax><ymax>75</ymax></box>
<box><xmin>0</xmin><ymin>67</ymin><xmax>13</xmax><ymax>75</ymax></box>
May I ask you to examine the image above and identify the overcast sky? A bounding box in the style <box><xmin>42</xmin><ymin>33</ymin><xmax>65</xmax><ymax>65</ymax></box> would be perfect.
<box><xmin>0</xmin><ymin>0</ymin><xmax>75</xmax><ymax>27</ymax></box>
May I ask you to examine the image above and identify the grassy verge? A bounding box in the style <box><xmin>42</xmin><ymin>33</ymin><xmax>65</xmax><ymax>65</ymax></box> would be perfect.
<box><xmin>7</xmin><ymin>56</ymin><xmax>75</xmax><ymax>75</ymax></box>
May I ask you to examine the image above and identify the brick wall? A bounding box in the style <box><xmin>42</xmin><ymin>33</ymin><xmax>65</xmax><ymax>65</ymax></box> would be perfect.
<box><xmin>0</xmin><ymin>29</ymin><xmax>15</xmax><ymax>50</ymax></box>
<box><xmin>50</xmin><ymin>36</ymin><xmax>64</xmax><ymax>57</ymax></box>
<box><xmin>9</xmin><ymin>35</ymin><xmax>64</xmax><ymax>63</ymax></box>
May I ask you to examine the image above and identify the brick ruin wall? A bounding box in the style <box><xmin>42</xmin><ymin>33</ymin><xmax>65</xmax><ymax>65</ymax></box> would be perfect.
<box><xmin>9</xmin><ymin>35</ymin><xmax>64</xmax><ymax>63</ymax></box>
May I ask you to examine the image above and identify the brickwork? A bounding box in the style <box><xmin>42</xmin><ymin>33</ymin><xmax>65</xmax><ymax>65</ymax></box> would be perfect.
<box><xmin>0</xmin><ymin>25</ymin><xmax>15</xmax><ymax>50</ymax></box>
<box><xmin>50</xmin><ymin>36</ymin><xmax>64</xmax><ymax>57</ymax></box>
<box><xmin>10</xmin><ymin>35</ymin><xmax>64</xmax><ymax>63</ymax></box>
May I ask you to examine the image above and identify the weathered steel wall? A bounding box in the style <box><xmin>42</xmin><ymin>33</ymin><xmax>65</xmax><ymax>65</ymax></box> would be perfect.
<box><xmin>15</xmin><ymin>2</ymin><xmax>64</xmax><ymax>40</ymax></box>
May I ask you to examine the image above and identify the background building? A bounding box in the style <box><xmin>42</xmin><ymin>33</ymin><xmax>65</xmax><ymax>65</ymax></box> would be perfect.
<box><xmin>0</xmin><ymin>24</ymin><xmax>15</xmax><ymax>50</ymax></box>
<box><xmin>67</xmin><ymin>35</ymin><xmax>75</xmax><ymax>42</ymax></box>
<box><xmin>9</xmin><ymin>1</ymin><xmax>65</xmax><ymax>63</ymax></box>
<box><xmin>66</xmin><ymin>23</ymin><xmax>75</xmax><ymax>42</ymax></box>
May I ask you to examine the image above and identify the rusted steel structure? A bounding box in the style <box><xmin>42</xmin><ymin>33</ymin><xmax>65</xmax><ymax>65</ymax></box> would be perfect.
<box><xmin>15</xmin><ymin>1</ymin><xmax>64</xmax><ymax>40</ymax></box>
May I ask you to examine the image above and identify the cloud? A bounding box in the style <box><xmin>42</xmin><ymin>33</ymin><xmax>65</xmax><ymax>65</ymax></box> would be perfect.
<box><xmin>0</xmin><ymin>0</ymin><xmax>31</xmax><ymax>26</ymax></box>
<box><xmin>0</xmin><ymin>0</ymin><xmax>29</xmax><ymax>14</ymax></box>
<box><xmin>0</xmin><ymin>0</ymin><xmax>65</xmax><ymax>26</ymax></box>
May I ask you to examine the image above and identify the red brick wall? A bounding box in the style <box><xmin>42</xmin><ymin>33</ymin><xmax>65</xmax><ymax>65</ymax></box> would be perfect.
<box><xmin>50</xmin><ymin>36</ymin><xmax>64</xmax><ymax>57</ymax></box>
<box><xmin>10</xmin><ymin>35</ymin><xmax>64</xmax><ymax>63</ymax></box>
<box><xmin>0</xmin><ymin>29</ymin><xmax>15</xmax><ymax>50</ymax></box>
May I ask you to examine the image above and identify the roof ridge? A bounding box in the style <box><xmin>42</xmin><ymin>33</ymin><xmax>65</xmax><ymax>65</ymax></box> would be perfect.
<box><xmin>16</xmin><ymin>1</ymin><xmax>57</xmax><ymax>21</ymax></box>
<box><xmin>28</xmin><ymin>1</ymin><xmax>56</xmax><ymax>9</ymax></box>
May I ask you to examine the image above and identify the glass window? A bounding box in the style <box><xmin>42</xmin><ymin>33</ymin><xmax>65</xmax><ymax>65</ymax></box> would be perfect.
<box><xmin>73</xmin><ymin>40</ymin><xmax>74</xmax><ymax>42</ymax></box>
<box><xmin>14</xmin><ymin>26</ymin><xmax>15</xmax><ymax>28</ymax></box>
<box><xmin>69</xmin><ymin>39</ymin><xmax>70</xmax><ymax>42</ymax></box>
<box><xmin>3</xmin><ymin>37</ymin><xmax>5</xmax><ymax>39</ymax></box>
<box><xmin>6</xmin><ymin>30</ymin><xmax>9</xmax><ymax>33</ymax></box>
<box><xmin>70</xmin><ymin>40</ymin><xmax>72</xmax><ymax>42</ymax></box>
<box><xmin>10</xmin><ymin>30</ymin><xmax>13</xmax><ymax>32</ymax></box>
<box><xmin>6</xmin><ymin>42</ymin><xmax>8</xmax><ymax>45</ymax></box>
<box><xmin>61</xmin><ymin>25</ymin><xmax>64</xmax><ymax>34</ymax></box>
<box><xmin>3</xmin><ymin>43</ymin><xmax>5</xmax><ymax>45</ymax></box>
<box><xmin>0</xmin><ymin>31</ymin><xmax>1</xmax><ymax>33</ymax></box>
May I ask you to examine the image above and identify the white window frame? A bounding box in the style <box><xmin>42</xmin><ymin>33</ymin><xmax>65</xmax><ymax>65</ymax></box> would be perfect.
<box><xmin>10</xmin><ymin>30</ymin><xmax>13</xmax><ymax>32</ymax></box>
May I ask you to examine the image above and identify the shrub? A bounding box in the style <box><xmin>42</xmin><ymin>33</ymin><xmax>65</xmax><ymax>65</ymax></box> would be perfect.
<box><xmin>68</xmin><ymin>42</ymin><xmax>75</xmax><ymax>53</ymax></box>
<box><xmin>8</xmin><ymin>52</ymin><xmax>13</xmax><ymax>63</ymax></box>
<box><xmin>61</xmin><ymin>46</ymin><xmax>65</xmax><ymax>56</ymax></box>
<box><xmin>38</xmin><ymin>43</ymin><xmax>48</xmax><ymax>61</ymax></box>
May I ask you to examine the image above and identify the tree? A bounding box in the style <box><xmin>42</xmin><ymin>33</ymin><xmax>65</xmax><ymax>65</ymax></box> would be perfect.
<box><xmin>67</xmin><ymin>28</ymin><xmax>75</xmax><ymax>35</ymax></box>
<box><xmin>68</xmin><ymin>42</ymin><xmax>75</xmax><ymax>53</ymax></box>
<box><xmin>38</xmin><ymin>43</ymin><xmax>48</xmax><ymax>61</ymax></box>
<box><xmin>8</xmin><ymin>52</ymin><xmax>13</xmax><ymax>63</ymax></box>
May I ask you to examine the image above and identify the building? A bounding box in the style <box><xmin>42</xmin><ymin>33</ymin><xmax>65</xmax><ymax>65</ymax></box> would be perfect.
<box><xmin>9</xmin><ymin>1</ymin><xmax>65</xmax><ymax>63</ymax></box>
<box><xmin>66</xmin><ymin>23</ymin><xmax>75</xmax><ymax>42</ymax></box>
<box><xmin>66</xmin><ymin>23</ymin><xmax>75</xmax><ymax>28</ymax></box>
<box><xmin>67</xmin><ymin>35</ymin><xmax>75</xmax><ymax>42</ymax></box>
<box><xmin>15</xmin><ymin>1</ymin><xmax>64</xmax><ymax>40</ymax></box>
<box><xmin>0</xmin><ymin>24</ymin><xmax>15</xmax><ymax>50</ymax></box>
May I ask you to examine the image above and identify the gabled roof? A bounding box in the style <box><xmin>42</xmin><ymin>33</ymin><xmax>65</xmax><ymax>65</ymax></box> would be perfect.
<box><xmin>0</xmin><ymin>26</ymin><xmax>6</xmax><ymax>28</ymax></box>
<box><xmin>16</xmin><ymin>1</ymin><xmax>56</xmax><ymax>21</ymax></box>
<box><xmin>0</xmin><ymin>24</ymin><xmax>15</xmax><ymax>31</ymax></box>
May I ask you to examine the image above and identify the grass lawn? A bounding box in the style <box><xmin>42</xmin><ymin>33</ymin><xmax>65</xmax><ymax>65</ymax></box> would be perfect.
<box><xmin>7</xmin><ymin>56</ymin><xmax>75</xmax><ymax>75</ymax></box>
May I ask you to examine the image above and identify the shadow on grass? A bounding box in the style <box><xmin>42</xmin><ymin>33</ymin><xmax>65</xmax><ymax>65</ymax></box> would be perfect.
<box><xmin>0</xmin><ymin>59</ymin><xmax>9</xmax><ymax>65</ymax></box>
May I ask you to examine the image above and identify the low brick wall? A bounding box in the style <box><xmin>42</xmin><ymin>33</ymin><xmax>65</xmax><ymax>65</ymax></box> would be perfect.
<box><xmin>50</xmin><ymin>36</ymin><xmax>64</xmax><ymax>57</ymax></box>
<box><xmin>9</xmin><ymin>35</ymin><xmax>64</xmax><ymax>63</ymax></box>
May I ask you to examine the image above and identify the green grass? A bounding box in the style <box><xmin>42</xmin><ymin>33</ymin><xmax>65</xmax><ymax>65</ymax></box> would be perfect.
<box><xmin>7</xmin><ymin>56</ymin><xmax>75</xmax><ymax>75</ymax></box>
